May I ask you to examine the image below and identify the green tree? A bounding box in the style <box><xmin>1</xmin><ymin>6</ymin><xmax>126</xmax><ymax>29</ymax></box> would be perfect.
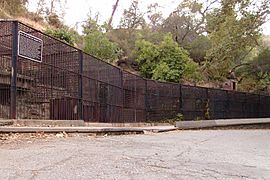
<box><xmin>237</xmin><ymin>48</ymin><xmax>270</xmax><ymax>93</ymax></box>
<box><xmin>205</xmin><ymin>0</ymin><xmax>270</xmax><ymax>81</ymax></box>
<box><xmin>83</xmin><ymin>16</ymin><xmax>122</xmax><ymax>63</ymax></box>
<box><xmin>185</xmin><ymin>35</ymin><xmax>211</xmax><ymax>64</ymax></box>
<box><xmin>161</xmin><ymin>0</ymin><xmax>213</xmax><ymax>65</ymax></box>
<box><xmin>82</xmin><ymin>13</ymin><xmax>103</xmax><ymax>35</ymax></box>
<box><xmin>107</xmin><ymin>28</ymin><xmax>137</xmax><ymax>60</ymax></box>
<box><xmin>84</xmin><ymin>31</ymin><xmax>122</xmax><ymax>62</ymax></box>
<box><xmin>135</xmin><ymin>34</ymin><xmax>201</xmax><ymax>83</ymax></box>
<box><xmin>134</xmin><ymin>38</ymin><xmax>159</xmax><ymax>78</ymax></box>
<box><xmin>109</xmin><ymin>0</ymin><xmax>147</xmax><ymax>62</ymax></box>
<box><xmin>162</xmin><ymin>0</ymin><xmax>212</xmax><ymax>46</ymax></box>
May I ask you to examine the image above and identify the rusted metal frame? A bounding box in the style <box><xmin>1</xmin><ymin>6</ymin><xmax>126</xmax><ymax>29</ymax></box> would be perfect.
<box><xmin>144</xmin><ymin>79</ymin><xmax>148</xmax><ymax>121</ymax></box>
<box><xmin>179</xmin><ymin>84</ymin><xmax>183</xmax><ymax>116</ymax></box>
<box><xmin>78</xmin><ymin>50</ymin><xmax>83</xmax><ymax>120</ymax></box>
<box><xmin>120</xmin><ymin>69</ymin><xmax>124</xmax><ymax>122</ymax></box>
<box><xmin>10</xmin><ymin>21</ymin><xmax>18</xmax><ymax>119</ymax></box>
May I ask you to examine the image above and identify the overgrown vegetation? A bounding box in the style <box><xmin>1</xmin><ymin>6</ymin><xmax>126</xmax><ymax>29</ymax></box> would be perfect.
<box><xmin>0</xmin><ymin>0</ymin><xmax>28</xmax><ymax>16</ymax></box>
<box><xmin>82</xmin><ymin>18</ymin><xmax>122</xmax><ymax>62</ymax></box>
<box><xmin>1</xmin><ymin>0</ymin><xmax>270</xmax><ymax>94</ymax></box>
<box><xmin>45</xmin><ymin>28</ymin><xmax>79</xmax><ymax>45</ymax></box>
<box><xmin>135</xmin><ymin>34</ymin><xmax>201</xmax><ymax>83</ymax></box>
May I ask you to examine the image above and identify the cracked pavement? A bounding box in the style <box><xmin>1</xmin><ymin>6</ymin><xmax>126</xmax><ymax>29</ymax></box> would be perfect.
<box><xmin>0</xmin><ymin>130</ymin><xmax>270</xmax><ymax>179</ymax></box>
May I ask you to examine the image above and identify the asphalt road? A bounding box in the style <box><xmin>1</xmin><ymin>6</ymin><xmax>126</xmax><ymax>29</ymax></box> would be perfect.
<box><xmin>0</xmin><ymin>130</ymin><xmax>270</xmax><ymax>180</ymax></box>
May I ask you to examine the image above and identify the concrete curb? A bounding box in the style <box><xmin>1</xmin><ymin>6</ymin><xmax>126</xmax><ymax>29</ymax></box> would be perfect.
<box><xmin>84</xmin><ymin>122</ymin><xmax>173</xmax><ymax>127</ymax></box>
<box><xmin>2</xmin><ymin>119</ymin><xmax>172</xmax><ymax>128</ymax></box>
<box><xmin>0</xmin><ymin>120</ymin><xmax>14</xmax><ymax>126</ymax></box>
<box><xmin>12</xmin><ymin>119</ymin><xmax>85</xmax><ymax>127</ymax></box>
<box><xmin>175</xmin><ymin>118</ymin><xmax>270</xmax><ymax>129</ymax></box>
<box><xmin>0</xmin><ymin>126</ymin><xmax>177</xmax><ymax>134</ymax></box>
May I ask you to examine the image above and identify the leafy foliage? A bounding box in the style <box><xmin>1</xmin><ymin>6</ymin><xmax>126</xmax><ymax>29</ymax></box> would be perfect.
<box><xmin>162</xmin><ymin>0</ymin><xmax>209</xmax><ymax>46</ymax></box>
<box><xmin>46</xmin><ymin>13</ymin><xmax>63</xmax><ymax>28</ymax></box>
<box><xmin>205</xmin><ymin>0</ymin><xmax>270</xmax><ymax>81</ymax></box>
<box><xmin>135</xmin><ymin>34</ymin><xmax>201</xmax><ymax>83</ymax></box>
<box><xmin>135</xmin><ymin>39</ymin><xmax>159</xmax><ymax>78</ymax></box>
<box><xmin>83</xmin><ymin>16</ymin><xmax>122</xmax><ymax>63</ymax></box>
<box><xmin>185</xmin><ymin>35</ymin><xmax>211</xmax><ymax>64</ymax></box>
<box><xmin>45</xmin><ymin>28</ymin><xmax>78</xmax><ymax>46</ymax></box>
<box><xmin>84</xmin><ymin>31</ymin><xmax>122</xmax><ymax>63</ymax></box>
<box><xmin>107</xmin><ymin>28</ymin><xmax>137</xmax><ymax>60</ymax></box>
<box><xmin>237</xmin><ymin>48</ymin><xmax>270</xmax><ymax>93</ymax></box>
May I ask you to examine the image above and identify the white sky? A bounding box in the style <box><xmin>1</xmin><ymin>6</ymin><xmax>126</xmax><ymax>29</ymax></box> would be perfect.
<box><xmin>27</xmin><ymin>0</ymin><xmax>270</xmax><ymax>35</ymax></box>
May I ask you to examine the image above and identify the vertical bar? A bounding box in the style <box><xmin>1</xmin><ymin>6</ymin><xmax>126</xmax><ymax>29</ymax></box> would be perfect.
<box><xmin>257</xmin><ymin>94</ymin><xmax>261</xmax><ymax>118</ymax></box>
<box><xmin>134</xmin><ymin>76</ymin><xmax>137</xmax><ymax>122</ymax></box>
<box><xmin>120</xmin><ymin>70</ymin><xmax>124</xmax><ymax>122</ymax></box>
<box><xmin>206</xmin><ymin>88</ymin><xmax>209</xmax><ymax>119</ymax></box>
<box><xmin>259</xmin><ymin>95</ymin><xmax>262</xmax><ymax>118</ymax></box>
<box><xmin>179</xmin><ymin>84</ymin><xmax>184</xmax><ymax>121</ymax></box>
<box><xmin>179</xmin><ymin>84</ymin><xmax>183</xmax><ymax>115</ymax></box>
<box><xmin>244</xmin><ymin>93</ymin><xmax>247</xmax><ymax>118</ymax></box>
<box><xmin>144</xmin><ymin>79</ymin><xmax>148</xmax><ymax>121</ymax></box>
<box><xmin>78</xmin><ymin>50</ymin><xmax>83</xmax><ymax>120</ymax></box>
<box><xmin>226</xmin><ymin>91</ymin><xmax>229</xmax><ymax>119</ymax></box>
<box><xmin>10</xmin><ymin>21</ymin><xmax>18</xmax><ymax>119</ymax></box>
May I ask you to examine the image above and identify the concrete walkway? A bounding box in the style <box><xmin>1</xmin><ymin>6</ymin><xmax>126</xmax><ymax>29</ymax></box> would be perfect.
<box><xmin>0</xmin><ymin>119</ymin><xmax>176</xmax><ymax>134</ymax></box>
<box><xmin>1</xmin><ymin>118</ymin><xmax>270</xmax><ymax>134</ymax></box>
<box><xmin>176</xmin><ymin>118</ymin><xmax>270</xmax><ymax>129</ymax></box>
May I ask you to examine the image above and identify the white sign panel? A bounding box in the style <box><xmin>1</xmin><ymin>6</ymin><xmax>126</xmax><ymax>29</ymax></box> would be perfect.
<box><xmin>18</xmin><ymin>31</ymin><xmax>43</xmax><ymax>62</ymax></box>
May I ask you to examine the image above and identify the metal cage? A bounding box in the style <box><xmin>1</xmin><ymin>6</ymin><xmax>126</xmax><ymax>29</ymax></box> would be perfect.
<box><xmin>0</xmin><ymin>20</ymin><xmax>269</xmax><ymax>122</ymax></box>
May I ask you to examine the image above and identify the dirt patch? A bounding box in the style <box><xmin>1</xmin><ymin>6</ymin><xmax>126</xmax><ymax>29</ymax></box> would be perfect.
<box><xmin>0</xmin><ymin>131</ymin><xmax>143</xmax><ymax>146</ymax></box>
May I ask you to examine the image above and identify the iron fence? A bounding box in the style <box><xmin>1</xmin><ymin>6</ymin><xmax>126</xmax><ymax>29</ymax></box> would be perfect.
<box><xmin>0</xmin><ymin>20</ymin><xmax>269</xmax><ymax>122</ymax></box>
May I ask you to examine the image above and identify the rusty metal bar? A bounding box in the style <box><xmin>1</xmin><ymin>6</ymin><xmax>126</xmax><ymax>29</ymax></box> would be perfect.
<box><xmin>10</xmin><ymin>21</ymin><xmax>18</xmax><ymax>119</ymax></box>
<box><xmin>78</xmin><ymin>50</ymin><xmax>83</xmax><ymax>120</ymax></box>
